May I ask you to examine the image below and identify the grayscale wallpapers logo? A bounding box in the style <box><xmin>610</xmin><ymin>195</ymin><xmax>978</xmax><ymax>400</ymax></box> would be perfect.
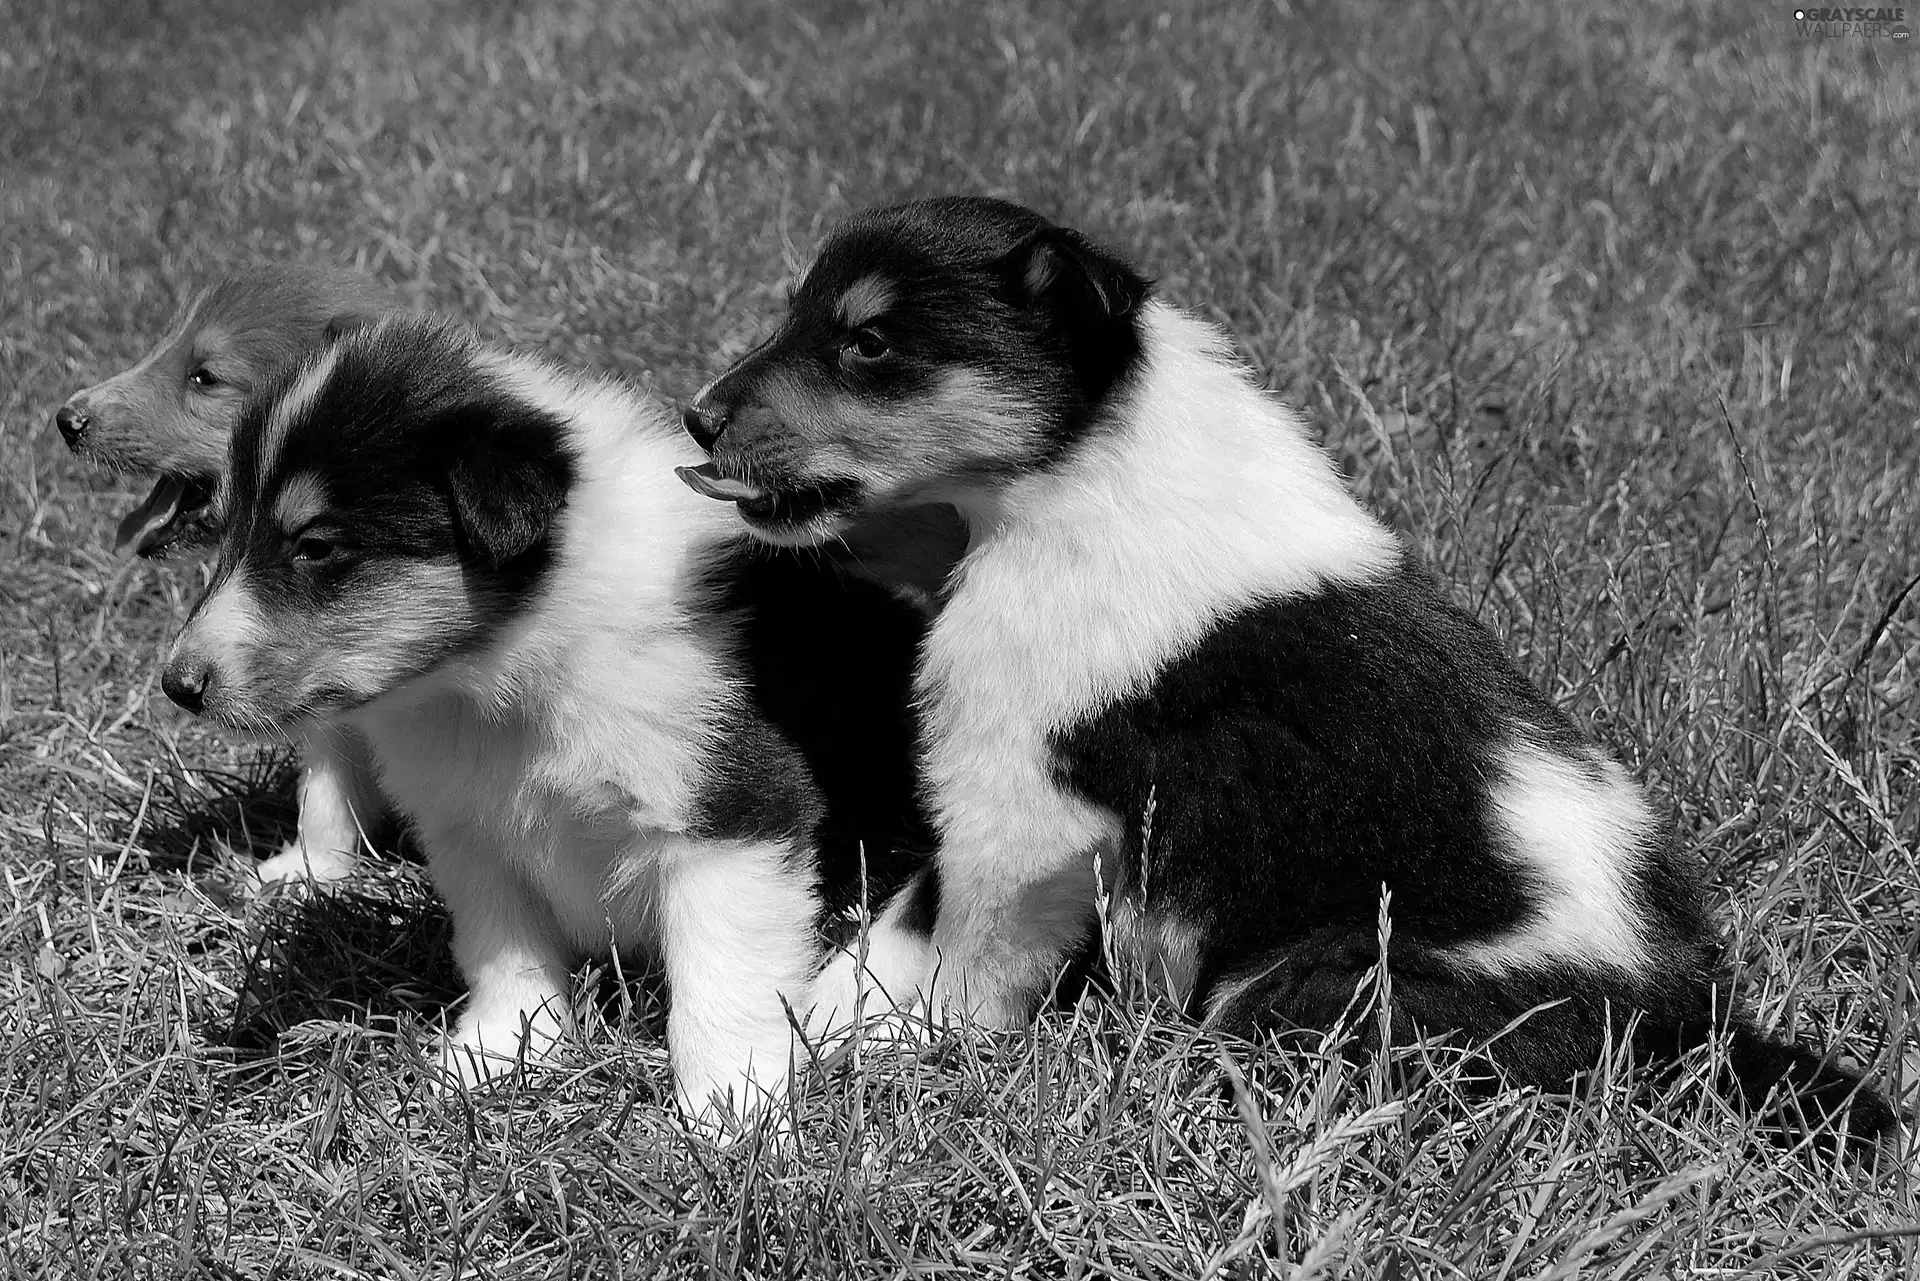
<box><xmin>1793</xmin><ymin>6</ymin><xmax>1912</xmax><ymax>37</ymax></box>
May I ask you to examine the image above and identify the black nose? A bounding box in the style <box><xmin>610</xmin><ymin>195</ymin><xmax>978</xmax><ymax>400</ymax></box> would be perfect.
<box><xmin>161</xmin><ymin>657</ymin><xmax>212</xmax><ymax>715</ymax></box>
<box><xmin>683</xmin><ymin>402</ymin><xmax>727</xmax><ymax>451</ymax></box>
<box><xmin>55</xmin><ymin>404</ymin><xmax>89</xmax><ymax>449</ymax></box>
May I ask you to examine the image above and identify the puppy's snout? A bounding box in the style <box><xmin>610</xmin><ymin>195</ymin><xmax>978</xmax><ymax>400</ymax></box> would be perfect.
<box><xmin>683</xmin><ymin>402</ymin><xmax>728</xmax><ymax>452</ymax></box>
<box><xmin>55</xmin><ymin>403</ymin><xmax>89</xmax><ymax>449</ymax></box>
<box><xmin>162</xmin><ymin>654</ymin><xmax>214</xmax><ymax>715</ymax></box>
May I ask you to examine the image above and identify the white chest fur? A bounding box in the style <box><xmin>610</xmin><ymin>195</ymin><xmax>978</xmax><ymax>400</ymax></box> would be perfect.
<box><xmin>355</xmin><ymin>683</ymin><xmax>683</xmax><ymax>953</ymax></box>
<box><xmin>907</xmin><ymin>304</ymin><xmax>1400</xmax><ymax>1020</ymax></box>
<box><xmin>919</xmin><ymin>304</ymin><xmax>1399</xmax><ymax>858</ymax></box>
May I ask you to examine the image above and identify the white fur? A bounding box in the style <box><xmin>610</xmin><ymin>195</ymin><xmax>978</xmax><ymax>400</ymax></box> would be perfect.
<box><xmin>190</xmin><ymin>567</ymin><xmax>263</xmax><ymax>676</ymax></box>
<box><xmin>330</xmin><ymin>346</ymin><xmax>822</xmax><ymax>1115</ymax></box>
<box><xmin>658</xmin><ymin>837</ymin><xmax>821</xmax><ymax>1110</ymax></box>
<box><xmin>807</xmin><ymin>868</ymin><xmax>938</xmax><ymax>1038</ymax></box>
<box><xmin>1450</xmin><ymin>738</ymin><xmax>1658</xmax><ymax>978</ymax></box>
<box><xmin>258</xmin><ymin>346</ymin><xmax>340</xmax><ymax>485</ymax></box>
<box><xmin>1106</xmin><ymin>900</ymin><xmax>1204</xmax><ymax>1011</ymax></box>
<box><xmin>895</xmin><ymin>302</ymin><xmax>1405</xmax><ymax>1024</ymax></box>
<box><xmin>253</xmin><ymin>723</ymin><xmax>381</xmax><ymax>886</ymax></box>
<box><xmin>270</xmin><ymin>471</ymin><xmax>330</xmax><ymax>533</ymax></box>
<box><xmin>835</xmin><ymin>276</ymin><xmax>897</xmax><ymax>328</ymax></box>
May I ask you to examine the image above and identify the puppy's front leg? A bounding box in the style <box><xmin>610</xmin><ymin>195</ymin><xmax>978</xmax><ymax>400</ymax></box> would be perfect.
<box><xmin>921</xmin><ymin>787</ymin><xmax>1111</xmax><ymax>1029</ymax></box>
<box><xmin>256</xmin><ymin>723</ymin><xmax>382</xmax><ymax>887</ymax></box>
<box><xmin>805</xmin><ymin>866</ymin><xmax>939</xmax><ymax>1041</ymax></box>
<box><xmin>658</xmin><ymin>837</ymin><xmax>821</xmax><ymax>1119</ymax></box>
<box><xmin>432</xmin><ymin>839</ymin><xmax>574</xmax><ymax>1087</ymax></box>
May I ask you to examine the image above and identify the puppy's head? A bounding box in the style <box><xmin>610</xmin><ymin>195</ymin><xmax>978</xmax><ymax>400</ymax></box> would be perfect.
<box><xmin>161</xmin><ymin>317</ymin><xmax>575</xmax><ymax>735</ymax></box>
<box><xmin>54</xmin><ymin>266</ymin><xmax>388</xmax><ymax>556</ymax></box>
<box><xmin>679</xmin><ymin>196</ymin><xmax>1150</xmax><ymax>544</ymax></box>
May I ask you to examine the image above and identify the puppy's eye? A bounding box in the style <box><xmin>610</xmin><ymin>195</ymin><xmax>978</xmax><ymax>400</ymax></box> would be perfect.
<box><xmin>187</xmin><ymin>367</ymin><xmax>220</xmax><ymax>390</ymax></box>
<box><xmin>292</xmin><ymin>534</ymin><xmax>340</xmax><ymax>564</ymax></box>
<box><xmin>845</xmin><ymin>329</ymin><xmax>891</xmax><ymax>363</ymax></box>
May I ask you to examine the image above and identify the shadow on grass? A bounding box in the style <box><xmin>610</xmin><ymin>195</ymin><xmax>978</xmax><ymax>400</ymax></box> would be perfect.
<box><xmin>137</xmin><ymin>753</ymin><xmax>299</xmax><ymax>878</ymax></box>
<box><xmin>219</xmin><ymin>883</ymin><xmax>675</xmax><ymax>1075</ymax></box>
<box><xmin>219</xmin><ymin>872</ymin><xmax>672</xmax><ymax>1068</ymax></box>
<box><xmin>131</xmin><ymin>747</ymin><xmax>684</xmax><ymax>1072</ymax></box>
<box><xmin>223</xmin><ymin>875</ymin><xmax>463</xmax><ymax>1058</ymax></box>
<box><xmin>120</xmin><ymin>751</ymin><xmax>464</xmax><ymax>1062</ymax></box>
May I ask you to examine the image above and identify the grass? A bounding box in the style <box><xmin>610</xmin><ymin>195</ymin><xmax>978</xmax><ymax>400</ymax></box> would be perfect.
<box><xmin>3</xmin><ymin>0</ymin><xmax>1918</xmax><ymax>1274</ymax></box>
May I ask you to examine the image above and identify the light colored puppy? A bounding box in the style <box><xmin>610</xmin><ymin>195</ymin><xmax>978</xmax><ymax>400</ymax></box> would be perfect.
<box><xmin>55</xmin><ymin>266</ymin><xmax>394</xmax><ymax>886</ymax></box>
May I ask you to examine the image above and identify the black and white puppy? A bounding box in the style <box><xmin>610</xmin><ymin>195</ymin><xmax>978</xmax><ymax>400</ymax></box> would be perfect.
<box><xmin>162</xmin><ymin>315</ymin><xmax>933</xmax><ymax>1114</ymax></box>
<box><xmin>678</xmin><ymin>196</ymin><xmax>1895</xmax><ymax>1144</ymax></box>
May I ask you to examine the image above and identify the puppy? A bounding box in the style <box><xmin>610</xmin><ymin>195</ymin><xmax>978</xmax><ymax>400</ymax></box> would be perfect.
<box><xmin>679</xmin><ymin>196</ymin><xmax>1896</xmax><ymax>1145</ymax></box>
<box><xmin>56</xmin><ymin>266</ymin><xmax>390</xmax><ymax>555</ymax></box>
<box><xmin>162</xmin><ymin>316</ymin><xmax>933</xmax><ymax>1114</ymax></box>
<box><xmin>56</xmin><ymin>266</ymin><xmax>395</xmax><ymax>887</ymax></box>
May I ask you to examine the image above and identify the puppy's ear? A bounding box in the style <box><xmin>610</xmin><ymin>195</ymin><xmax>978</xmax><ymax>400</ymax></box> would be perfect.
<box><xmin>1006</xmin><ymin>227</ymin><xmax>1150</xmax><ymax>326</ymax></box>
<box><xmin>323</xmin><ymin>308</ymin><xmax>383</xmax><ymax>345</ymax></box>
<box><xmin>1002</xmin><ymin>227</ymin><xmax>1151</xmax><ymax>406</ymax></box>
<box><xmin>442</xmin><ymin>402</ymin><xmax>575</xmax><ymax>572</ymax></box>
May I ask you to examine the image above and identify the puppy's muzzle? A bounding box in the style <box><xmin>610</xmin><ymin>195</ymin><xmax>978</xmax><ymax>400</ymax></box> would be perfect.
<box><xmin>678</xmin><ymin>397</ymin><xmax>773</xmax><ymax>503</ymax></box>
<box><xmin>54</xmin><ymin>403</ymin><xmax>89</xmax><ymax>450</ymax></box>
<box><xmin>682</xmin><ymin>402</ymin><xmax>726</xmax><ymax>451</ymax></box>
<box><xmin>161</xmin><ymin>653</ymin><xmax>215</xmax><ymax>716</ymax></box>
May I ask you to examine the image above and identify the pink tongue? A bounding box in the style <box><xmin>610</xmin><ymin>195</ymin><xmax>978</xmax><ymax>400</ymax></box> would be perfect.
<box><xmin>113</xmin><ymin>477</ymin><xmax>193</xmax><ymax>555</ymax></box>
<box><xmin>675</xmin><ymin>463</ymin><xmax>767</xmax><ymax>503</ymax></box>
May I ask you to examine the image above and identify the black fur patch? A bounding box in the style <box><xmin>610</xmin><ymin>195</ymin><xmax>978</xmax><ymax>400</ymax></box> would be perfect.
<box><xmin>1052</xmin><ymin>556</ymin><xmax>1706</xmax><ymax>1057</ymax></box>
<box><xmin>1050</xmin><ymin>551</ymin><xmax>1896</xmax><ymax>1141</ymax></box>
<box><xmin>684</xmin><ymin>701</ymin><xmax>826</xmax><ymax>849</ymax></box>
<box><xmin>223</xmin><ymin>318</ymin><xmax>575</xmax><ymax>629</ymax></box>
<box><xmin>894</xmin><ymin>864</ymin><xmax>941</xmax><ymax>937</ymax></box>
<box><xmin>684</xmin><ymin>541</ymin><xmax>936</xmax><ymax>932</ymax></box>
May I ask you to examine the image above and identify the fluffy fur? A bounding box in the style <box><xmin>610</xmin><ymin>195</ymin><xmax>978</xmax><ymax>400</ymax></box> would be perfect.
<box><xmin>682</xmin><ymin>196</ymin><xmax>1897</xmax><ymax>1149</ymax></box>
<box><xmin>163</xmin><ymin>316</ymin><xmax>933</xmax><ymax>1114</ymax></box>
<box><xmin>57</xmin><ymin>265</ymin><xmax>396</xmax><ymax>887</ymax></box>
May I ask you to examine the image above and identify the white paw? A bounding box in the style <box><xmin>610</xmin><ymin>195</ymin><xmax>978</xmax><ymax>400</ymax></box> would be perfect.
<box><xmin>804</xmin><ymin>953</ymin><xmax>878</xmax><ymax>1041</ymax></box>
<box><xmin>804</xmin><ymin>932</ymin><xmax>936</xmax><ymax>1041</ymax></box>
<box><xmin>668</xmin><ymin>1006</ymin><xmax>803</xmax><ymax>1127</ymax></box>
<box><xmin>673</xmin><ymin>1057</ymin><xmax>792</xmax><ymax>1134</ymax></box>
<box><xmin>803</xmin><ymin>950</ymin><xmax>937</xmax><ymax>1065</ymax></box>
<box><xmin>431</xmin><ymin>1010</ymin><xmax>566</xmax><ymax>1091</ymax></box>
<box><xmin>253</xmin><ymin>840</ymin><xmax>358</xmax><ymax>890</ymax></box>
<box><xmin>926</xmin><ymin>971</ymin><xmax>1030</xmax><ymax>1031</ymax></box>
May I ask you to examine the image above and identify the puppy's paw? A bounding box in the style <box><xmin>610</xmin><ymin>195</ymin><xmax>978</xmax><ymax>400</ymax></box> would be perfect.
<box><xmin>431</xmin><ymin>1011</ymin><xmax>566</xmax><ymax>1092</ymax></box>
<box><xmin>253</xmin><ymin>840</ymin><xmax>358</xmax><ymax>891</ymax></box>
<box><xmin>673</xmin><ymin>1061</ymin><xmax>792</xmax><ymax>1142</ymax></box>
<box><xmin>432</xmin><ymin>1035</ymin><xmax>525</xmax><ymax>1092</ymax></box>
<box><xmin>804</xmin><ymin>946</ymin><xmax>930</xmax><ymax>1048</ymax></box>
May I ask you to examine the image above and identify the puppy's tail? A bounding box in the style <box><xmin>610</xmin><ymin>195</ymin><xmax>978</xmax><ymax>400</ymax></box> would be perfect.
<box><xmin>1723</xmin><ymin>1018</ymin><xmax>1899</xmax><ymax>1155</ymax></box>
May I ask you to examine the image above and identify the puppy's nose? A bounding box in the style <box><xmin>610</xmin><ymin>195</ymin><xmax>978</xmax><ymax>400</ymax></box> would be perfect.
<box><xmin>682</xmin><ymin>402</ymin><xmax>728</xmax><ymax>452</ymax></box>
<box><xmin>161</xmin><ymin>656</ymin><xmax>213</xmax><ymax>715</ymax></box>
<box><xmin>55</xmin><ymin>404</ymin><xmax>89</xmax><ymax>449</ymax></box>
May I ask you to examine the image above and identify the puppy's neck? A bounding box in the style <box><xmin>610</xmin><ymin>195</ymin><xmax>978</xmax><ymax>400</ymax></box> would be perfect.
<box><xmin>952</xmin><ymin>300</ymin><xmax>1400</xmax><ymax>603</ymax></box>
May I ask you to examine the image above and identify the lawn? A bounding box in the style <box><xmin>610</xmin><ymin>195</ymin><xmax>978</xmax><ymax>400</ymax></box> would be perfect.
<box><xmin>2</xmin><ymin>0</ymin><xmax>1917</xmax><ymax>1275</ymax></box>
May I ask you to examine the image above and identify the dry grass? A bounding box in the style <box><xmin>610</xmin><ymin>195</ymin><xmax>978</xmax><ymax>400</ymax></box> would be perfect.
<box><xmin>3</xmin><ymin>0</ymin><xmax>1918</xmax><ymax>1275</ymax></box>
